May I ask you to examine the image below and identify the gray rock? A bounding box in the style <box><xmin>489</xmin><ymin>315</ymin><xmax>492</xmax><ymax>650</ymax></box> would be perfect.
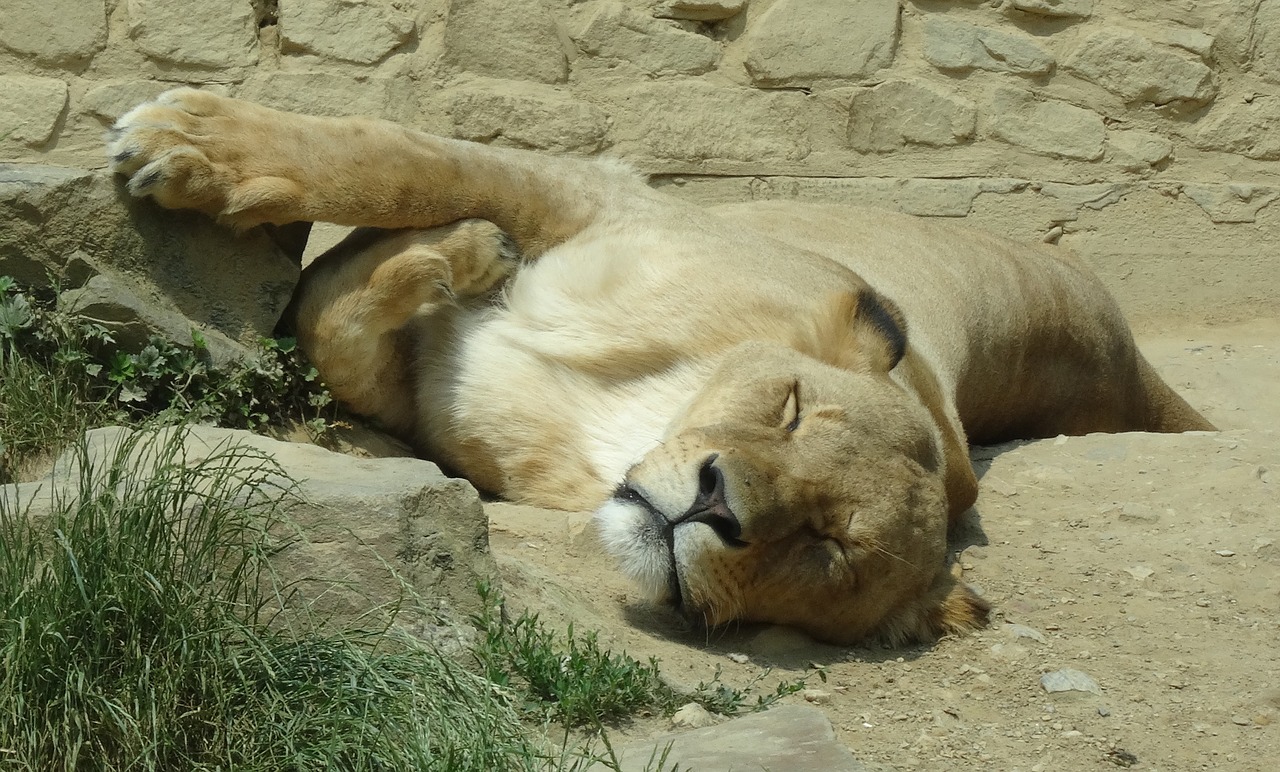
<box><xmin>444</xmin><ymin>0</ymin><xmax>568</xmax><ymax>84</ymax></box>
<box><xmin>279</xmin><ymin>0</ymin><xmax>414</xmax><ymax>65</ymax></box>
<box><xmin>1181</xmin><ymin>184</ymin><xmax>1280</xmax><ymax>224</ymax></box>
<box><xmin>987</xmin><ymin>87</ymin><xmax>1105</xmax><ymax>161</ymax></box>
<box><xmin>923</xmin><ymin>17</ymin><xmax>1055</xmax><ymax>76</ymax></box>
<box><xmin>448</xmin><ymin>80</ymin><xmax>611</xmax><ymax>153</ymax></box>
<box><xmin>588</xmin><ymin>704</ymin><xmax>867</xmax><ymax>771</ymax></box>
<box><xmin>654</xmin><ymin>0</ymin><xmax>746</xmax><ymax>22</ymax></box>
<box><xmin>1003</xmin><ymin>0</ymin><xmax>1092</xmax><ymax>18</ymax></box>
<box><xmin>21</xmin><ymin>425</ymin><xmax>496</xmax><ymax>629</ymax></box>
<box><xmin>574</xmin><ymin>2</ymin><xmax>720</xmax><ymax>76</ymax></box>
<box><xmin>0</xmin><ymin>0</ymin><xmax>106</xmax><ymax>65</ymax></box>
<box><xmin>744</xmin><ymin>0</ymin><xmax>899</xmax><ymax>87</ymax></box>
<box><xmin>0</xmin><ymin>165</ymin><xmax>298</xmax><ymax>351</ymax></box>
<box><xmin>1194</xmin><ymin>98</ymin><xmax>1280</xmax><ymax>161</ymax></box>
<box><xmin>610</xmin><ymin>81</ymin><xmax>811</xmax><ymax>164</ymax></box>
<box><xmin>126</xmin><ymin>0</ymin><xmax>259</xmax><ymax>70</ymax></box>
<box><xmin>0</xmin><ymin>76</ymin><xmax>69</xmax><ymax>149</ymax></box>
<box><xmin>848</xmin><ymin>79</ymin><xmax>977</xmax><ymax>152</ymax></box>
<box><xmin>1065</xmin><ymin>29</ymin><xmax>1216</xmax><ymax>107</ymax></box>
<box><xmin>1040</xmin><ymin>668</ymin><xmax>1102</xmax><ymax>695</ymax></box>
<box><xmin>1108</xmin><ymin>129</ymin><xmax>1173</xmax><ymax>171</ymax></box>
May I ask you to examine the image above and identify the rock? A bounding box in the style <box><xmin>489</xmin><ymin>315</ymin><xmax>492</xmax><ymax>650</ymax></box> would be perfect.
<box><xmin>1003</xmin><ymin>0</ymin><xmax>1092</xmax><ymax>18</ymax></box>
<box><xmin>1040</xmin><ymin>668</ymin><xmax>1102</xmax><ymax>695</ymax></box>
<box><xmin>448</xmin><ymin>80</ymin><xmax>610</xmax><ymax>153</ymax></box>
<box><xmin>848</xmin><ymin>79</ymin><xmax>977</xmax><ymax>152</ymax></box>
<box><xmin>59</xmin><ymin>274</ymin><xmax>247</xmax><ymax>367</ymax></box>
<box><xmin>1252</xmin><ymin>1</ymin><xmax>1280</xmax><ymax>85</ymax></box>
<box><xmin>744</xmin><ymin>0</ymin><xmax>899</xmax><ymax>87</ymax></box>
<box><xmin>17</xmin><ymin>425</ymin><xmax>495</xmax><ymax>629</ymax></box>
<box><xmin>0</xmin><ymin>165</ymin><xmax>298</xmax><ymax>350</ymax></box>
<box><xmin>0</xmin><ymin>0</ymin><xmax>107</xmax><ymax>65</ymax></box>
<box><xmin>654</xmin><ymin>0</ymin><xmax>746</xmax><ymax>22</ymax></box>
<box><xmin>1214</xmin><ymin>549</ymin><xmax>1237</xmax><ymax>557</ymax></box>
<box><xmin>671</xmin><ymin>702</ymin><xmax>720</xmax><ymax>729</ymax></box>
<box><xmin>444</xmin><ymin>0</ymin><xmax>567</xmax><ymax>84</ymax></box>
<box><xmin>726</xmin><ymin>652</ymin><xmax>750</xmax><ymax>664</ymax></box>
<box><xmin>922</xmin><ymin>17</ymin><xmax>1054</xmax><ymax>76</ymax></box>
<box><xmin>586</xmin><ymin>705</ymin><xmax>868</xmax><ymax>771</ymax></box>
<box><xmin>1003</xmin><ymin>623</ymin><xmax>1047</xmax><ymax>643</ymax></box>
<box><xmin>574</xmin><ymin>2</ymin><xmax>720</xmax><ymax>76</ymax></box>
<box><xmin>1181</xmin><ymin>184</ymin><xmax>1280</xmax><ymax>224</ymax></box>
<box><xmin>1124</xmin><ymin>565</ymin><xmax>1155</xmax><ymax>581</ymax></box>
<box><xmin>279</xmin><ymin>0</ymin><xmax>414</xmax><ymax>64</ymax></box>
<box><xmin>1108</xmin><ymin>129</ymin><xmax>1173</xmax><ymax>171</ymax></box>
<box><xmin>610</xmin><ymin>81</ymin><xmax>811</xmax><ymax>164</ymax></box>
<box><xmin>987</xmin><ymin>87</ymin><xmax>1105</xmax><ymax>161</ymax></box>
<box><xmin>81</xmin><ymin>81</ymin><xmax>174</xmax><ymax>123</ymax></box>
<box><xmin>236</xmin><ymin>72</ymin><xmax>401</xmax><ymax>119</ymax></box>
<box><xmin>802</xmin><ymin>689</ymin><xmax>833</xmax><ymax>704</ymax></box>
<box><xmin>1194</xmin><ymin>98</ymin><xmax>1280</xmax><ymax>161</ymax></box>
<box><xmin>126</xmin><ymin>0</ymin><xmax>259</xmax><ymax>70</ymax></box>
<box><xmin>1155</xmin><ymin>27</ymin><xmax>1214</xmax><ymax>59</ymax></box>
<box><xmin>1065</xmin><ymin>29</ymin><xmax>1216</xmax><ymax>107</ymax></box>
<box><xmin>0</xmin><ymin>76</ymin><xmax>68</xmax><ymax>150</ymax></box>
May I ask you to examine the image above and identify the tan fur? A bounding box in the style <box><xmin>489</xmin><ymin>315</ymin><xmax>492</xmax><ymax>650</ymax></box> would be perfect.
<box><xmin>109</xmin><ymin>90</ymin><xmax>1214</xmax><ymax>645</ymax></box>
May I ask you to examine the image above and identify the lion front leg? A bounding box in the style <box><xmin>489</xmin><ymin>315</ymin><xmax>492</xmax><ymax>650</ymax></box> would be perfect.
<box><xmin>287</xmin><ymin>220</ymin><xmax>519</xmax><ymax>438</ymax></box>
<box><xmin>108</xmin><ymin>88</ymin><xmax>637</xmax><ymax>255</ymax></box>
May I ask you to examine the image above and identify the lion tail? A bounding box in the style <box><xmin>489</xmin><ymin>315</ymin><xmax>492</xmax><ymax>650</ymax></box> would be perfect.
<box><xmin>1135</xmin><ymin>354</ymin><xmax>1217</xmax><ymax>433</ymax></box>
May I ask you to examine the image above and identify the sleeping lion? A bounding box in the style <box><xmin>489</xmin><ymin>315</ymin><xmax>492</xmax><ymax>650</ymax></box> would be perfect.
<box><xmin>108</xmin><ymin>89</ymin><xmax>1214</xmax><ymax>645</ymax></box>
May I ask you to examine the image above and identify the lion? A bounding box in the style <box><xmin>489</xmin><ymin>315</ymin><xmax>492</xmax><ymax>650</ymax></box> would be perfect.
<box><xmin>107</xmin><ymin>89</ymin><xmax>1214</xmax><ymax>645</ymax></box>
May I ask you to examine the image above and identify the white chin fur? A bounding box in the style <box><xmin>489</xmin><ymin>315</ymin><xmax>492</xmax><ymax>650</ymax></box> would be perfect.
<box><xmin>594</xmin><ymin>499</ymin><xmax>672</xmax><ymax>601</ymax></box>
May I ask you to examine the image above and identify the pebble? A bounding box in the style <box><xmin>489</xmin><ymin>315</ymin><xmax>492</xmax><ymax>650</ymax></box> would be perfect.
<box><xmin>1040</xmin><ymin>668</ymin><xmax>1102</xmax><ymax>695</ymax></box>
<box><xmin>670</xmin><ymin>702</ymin><xmax>719</xmax><ymax>729</ymax></box>
<box><xmin>1231</xmin><ymin>715</ymin><xmax>1252</xmax><ymax>727</ymax></box>
<box><xmin>1098</xmin><ymin>706</ymin><xmax>1111</xmax><ymax>717</ymax></box>
<box><xmin>802</xmin><ymin>689</ymin><xmax>833</xmax><ymax>705</ymax></box>
<box><xmin>1003</xmin><ymin>623</ymin><xmax>1047</xmax><ymax>643</ymax></box>
<box><xmin>726</xmin><ymin>652</ymin><xmax>749</xmax><ymax>664</ymax></box>
<box><xmin>1124</xmin><ymin>565</ymin><xmax>1155</xmax><ymax>581</ymax></box>
<box><xmin>1214</xmin><ymin>549</ymin><xmax>1236</xmax><ymax>557</ymax></box>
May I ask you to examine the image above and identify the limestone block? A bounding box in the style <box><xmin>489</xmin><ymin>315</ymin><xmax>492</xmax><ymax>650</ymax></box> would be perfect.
<box><xmin>654</xmin><ymin>0</ymin><xmax>746</xmax><ymax>22</ymax></box>
<box><xmin>1108</xmin><ymin>130</ymin><xmax>1173</xmax><ymax>171</ymax></box>
<box><xmin>847</xmin><ymin>79</ymin><xmax>977</xmax><ymax>152</ymax></box>
<box><xmin>82</xmin><ymin>81</ymin><xmax>172</xmax><ymax>123</ymax></box>
<box><xmin>744</xmin><ymin>0</ymin><xmax>899</xmax><ymax>87</ymax></box>
<box><xmin>1193</xmin><ymin>98</ymin><xmax>1280</xmax><ymax>160</ymax></box>
<box><xmin>0</xmin><ymin>0</ymin><xmax>107</xmax><ymax>65</ymax></box>
<box><xmin>0</xmin><ymin>165</ymin><xmax>297</xmax><ymax>348</ymax></box>
<box><xmin>444</xmin><ymin>0</ymin><xmax>567</xmax><ymax>84</ymax></box>
<box><xmin>1253</xmin><ymin>0</ymin><xmax>1280</xmax><ymax>85</ymax></box>
<box><xmin>0</xmin><ymin>76</ymin><xmax>68</xmax><ymax>150</ymax></box>
<box><xmin>126</xmin><ymin>0</ymin><xmax>258</xmax><ymax>69</ymax></box>
<box><xmin>1154</xmin><ymin>27</ymin><xmax>1214</xmax><ymax>59</ymax></box>
<box><xmin>237</xmin><ymin>72</ymin><xmax>398</xmax><ymax>118</ymax></box>
<box><xmin>448</xmin><ymin>81</ymin><xmax>610</xmax><ymax>153</ymax></box>
<box><xmin>1065</xmin><ymin>29</ymin><xmax>1216</xmax><ymax>107</ymax></box>
<box><xmin>586</xmin><ymin>705</ymin><xmax>868</xmax><ymax>772</ymax></box>
<box><xmin>922</xmin><ymin>17</ymin><xmax>1054</xmax><ymax>75</ymax></box>
<box><xmin>29</xmin><ymin>425</ymin><xmax>495</xmax><ymax>627</ymax></box>
<box><xmin>574</xmin><ymin>2</ymin><xmax>719</xmax><ymax>76</ymax></box>
<box><xmin>987</xmin><ymin>87</ymin><xmax>1105</xmax><ymax>161</ymax></box>
<box><xmin>611</xmin><ymin>81</ymin><xmax>810</xmax><ymax>163</ymax></box>
<box><xmin>1181</xmin><ymin>184</ymin><xmax>1280</xmax><ymax>224</ymax></box>
<box><xmin>1003</xmin><ymin>0</ymin><xmax>1092</xmax><ymax>18</ymax></box>
<box><xmin>279</xmin><ymin>0</ymin><xmax>414</xmax><ymax>64</ymax></box>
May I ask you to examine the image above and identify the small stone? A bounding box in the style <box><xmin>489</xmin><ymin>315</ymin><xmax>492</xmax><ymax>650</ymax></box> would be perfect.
<box><xmin>444</xmin><ymin>0</ymin><xmax>567</xmax><ymax>84</ymax></box>
<box><xmin>0</xmin><ymin>76</ymin><xmax>69</xmax><ymax>148</ymax></box>
<box><xmin>279</xmin><ymin>0</ymin><xmax>414</xmax><ymax>65</ymax></box>
<box><xmin>1108</xmin><ymin>130</ymin><xmax>1173</xmax><ymax>171</ymax></box>
<box><xmin>1004</xmin><ymin>0</ymin><xmax>1093</xmax><ymax>18</ymax></box>
<box><xmin>848</xmin><ymin>79</ymin><xmax>976</xmax><ymax>152</ymax></box>
<box><xmin>1065</xmin><ymin>28</ymin><xmax>1216</xmax><ymax>107</ymax></box>
<box><xmin>1214</xmin><ymin>549</ymin><xmax>1237</xmax><ymax>557</ymax></box>
<box><xmin>670</xmin><ymin>702</ymin><xmax>719</xmax><ymax>729</ymax></box>
<box><xmin>1098</xmin><ymin>706</ymin><xmax>1111</xmax><ymax>716</ymax></box>
<box><xmin>988</xmin><ymin>87</ymin><xmax>1105</xmax><ymax>161</ymax></box>
<box><xmin>0</xmin><ymin>0</ymin><xmax>107</xmax><ymax>65</ymax></box>
<box><xmin>923</xmin><ymin>17</ymin><xmax>1055</xmax><ymax>75</ymax></box>
<box><xmin>654</xmin><ymin>0</ymin><xmax>746</xmax><ymax>22</ymax></box>
<box><xmin>744</xmin><ymin>0</ymin><xmax>899</xmax><ymax>87</ymax></box>
<box><xmin>1124</xmin><ymin>565</ymin><xmax>1155</xmax><ymax>581</ymax></box>
<box><xmin>1194</xmin><ymin>99</ymin><xmax>1280</xmax><ymax>160</ymax></box>
<box><xmin>1231</xmin><ymin>716</ymin><xmax>1252</xmax><ymax>727</ymax></box>
<box><xmin>1196</xmin><ymin>599</ymin><xmax>1212</xmax><ymax>607</ymax></box>
<box><xmin>1040</xmin><ymin>668</ymin><xmax>1102</xmax><ymax>695</ymax></box>
<box><xmin>126</xmin><ymin>0</ymin><xmax>258</xmax><ymax>69</ymax></box>
<box><xmin>574</xmin><ymin>2</ymin><xmax>720</xmax><ymax>76</ymax></box>
<box><xmin>448</xmin><ymin>80</ymin><xmax>610</xmax><ymax>153</ymax></box>
<box><xmin>1003</xmin><ymin>623</ymin><xmax>1047</xmax><ymax>643</ymax></box>
<box><xmin>803</xmin><ymin>689</ymin><xmax>833</xmax><ymax>704</ymax></box>
<box><xmin>727</xmin><ymin>652</ymin><xmax>750</xmax><ymax>664</ymax></box>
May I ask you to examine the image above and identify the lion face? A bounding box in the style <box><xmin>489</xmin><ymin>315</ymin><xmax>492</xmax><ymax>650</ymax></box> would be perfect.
<box><xmin>595</xmin><ymin>334</ymin><xmax>988</xmax><ymax>645</ymax></box>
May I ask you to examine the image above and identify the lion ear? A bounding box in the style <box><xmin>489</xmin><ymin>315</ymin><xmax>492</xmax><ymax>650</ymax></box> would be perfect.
<box><xmin>877</xmin><ymin>571</ymin><xmax>991</xmax><ymax>645</ymax></box>
<box><xmin>795</xmin><ymin>289</ymin><xmax>908</xmax><ymax>374</ymax></box>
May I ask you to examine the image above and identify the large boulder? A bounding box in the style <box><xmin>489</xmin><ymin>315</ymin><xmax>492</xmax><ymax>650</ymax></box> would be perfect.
<box><xmin>12</xmin><ymin>426</ymin><xmax>496</xmax><ymax>634</ymax></box>
<box><xmin>0</xmin><ymin>164</ymin><xmax>299</xmax><ymax>363</ymax></box>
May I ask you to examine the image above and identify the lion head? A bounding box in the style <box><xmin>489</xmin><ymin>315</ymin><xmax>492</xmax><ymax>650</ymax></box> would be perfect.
<box><xmin>594</xmin><ymin>291</ymin><xmax>989</xmax><ymax>645</ymax></box>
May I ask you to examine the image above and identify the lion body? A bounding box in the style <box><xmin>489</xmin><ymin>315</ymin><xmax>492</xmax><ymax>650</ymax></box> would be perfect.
<box><xmin>109</xmin><ymin>89</ymin><xmax>1212</xmax><ymax>644</ymax></box>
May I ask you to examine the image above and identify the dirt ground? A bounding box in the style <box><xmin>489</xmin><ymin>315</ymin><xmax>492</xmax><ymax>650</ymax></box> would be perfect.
<box><xmin>488</xmin><ymin>319</ymin><xmax>1280</xmax><ymax>772</ymax></box>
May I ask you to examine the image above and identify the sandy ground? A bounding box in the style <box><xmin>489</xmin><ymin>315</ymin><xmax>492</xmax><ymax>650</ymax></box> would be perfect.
<box><xmin>488</xmin><ymin>319</ymin><xmax>1279</xmax><ymax>772</ymax></box>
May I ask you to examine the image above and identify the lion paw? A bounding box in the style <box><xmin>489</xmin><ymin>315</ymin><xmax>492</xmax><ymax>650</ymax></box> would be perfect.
<box><xmin>107</xmin><ymin>88</ymin><xmax>302</xmax><ymax>227</ymax></box>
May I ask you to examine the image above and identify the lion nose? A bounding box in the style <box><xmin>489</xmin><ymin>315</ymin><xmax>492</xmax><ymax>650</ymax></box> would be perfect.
<box><xmin>683</xmin><ymin>455</ymin><xmax>745</xmax><ymax>546</ymax></box>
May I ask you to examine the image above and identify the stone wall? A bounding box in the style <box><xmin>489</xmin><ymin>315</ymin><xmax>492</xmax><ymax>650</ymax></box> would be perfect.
<box><xmin>2</xmin><ymin>0</ymin><xmax>1277</xmax><ymax>325</ymax></box>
